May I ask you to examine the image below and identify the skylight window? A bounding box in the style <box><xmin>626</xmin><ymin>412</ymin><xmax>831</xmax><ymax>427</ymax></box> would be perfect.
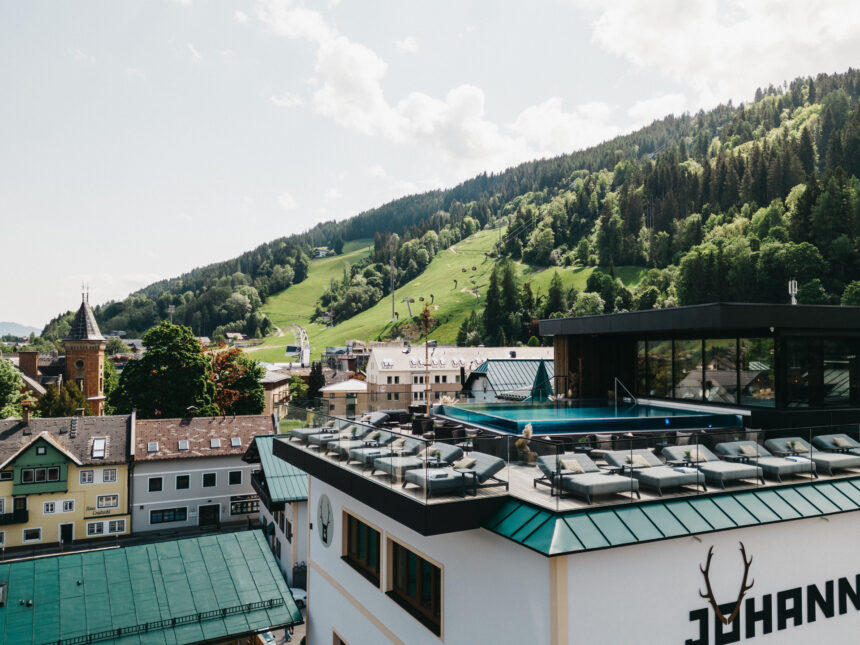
<box><xmin>210</xmin><ymin>438</ymin><xmax>221</xmax><ymax>449</ymax></box>
<box><xmin>230</xmin><ymin>437</ymin><xmax>241</xmax><ymax>448</ymax></box>
<box><xmin>147</xmin><ymin>442</ymin><xmax>158</xmax><ymax>453</ymax></box>
<box><xmin>178</xmin><ymin>440</ymin><xmax>189</xmax><ymax>451</ymax></box>
<box><xmin>91</xmin><ymin>438</ymin><xmax>106</xmax><ymax>459</ymax></box>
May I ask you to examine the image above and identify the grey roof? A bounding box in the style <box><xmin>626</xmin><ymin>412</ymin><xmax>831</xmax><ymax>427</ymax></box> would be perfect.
<box><xmin>468</xmin><ymin>359</ymin><xmax>554</xmax><ymax>400</ymax></box>
<box><xmin>0</xmin><ymin>414</ymin><xmax>130</xmax><ymax>466</ymax></box>
<box><xmin>65</xmin><ymin>300</ymin><xmax>105</xmax><ymax>341</ymax></box>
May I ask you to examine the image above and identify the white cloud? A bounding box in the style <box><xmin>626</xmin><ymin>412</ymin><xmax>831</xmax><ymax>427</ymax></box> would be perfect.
<box><xmin>578</xmin><ymin>0</ymin><xmax>860</xmax><ymax>106</ymax></box>
<box><xmin>395</xmin><ymin>36</ymin><xmax>418</xmax><ymax>53</ymax></box>
<box><xmin>180</xmin><ymin>212</ymin><xmax>193</xmax><ymax>223</ymax></box>
<box><xmin>70</xmin><ymin>48</ymin><xmax>95</xmax><ymax>63</ymax></box>
<box><xmin>187</xmin><ymin>43</ymin><xmax>202</xmax><ymax>62</ymax></box>
<box><xmin>234</xmin><ymin>10</ymin><xmax>249</xmax><ymax>23</ymax></box>
<box><xmin>218</xmin><ymin>48</ymin><xmax>234</xmax><ymax>58</ymax></box>
<box><xmin>324</xmin><ymin>187</ymin><xmax>341</xmax><ymax>201</ymax></box>
<box><xmin>124</xmin><ymin>67</ymin><xmax>146</xmax><ymax>80</ymax></box>
<box><xmin>270</xmin><ymin>92</ymin><xmax>303</xmax><ymax>108</ymax></box>
<box><xmin>368</xmin><ymin>164</ymin><xmax>387</xmax><ymax>179</ymax></box>
<box><xmin>627</xmin><ymin>93</ymin><xmax>689</xmax><ymax>128</ymax></box>
<box><xmin>258</xmin><ymin>0</ymin><xmax>623</xmax><ymax>177</ymax></box>
<box><xmin>277</xmin><ymin>191</ymin><xmax>297</xmax><ymax>211</ymax></box>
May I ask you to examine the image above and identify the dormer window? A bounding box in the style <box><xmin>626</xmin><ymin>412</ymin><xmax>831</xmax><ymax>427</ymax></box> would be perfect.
<box><xmin>210</xmin><ymin>438</ymin><xmax>221</xmax><ymax>449</ymax></box>
<box><xmin>92</xmin><ymin>438</ymin><xmax>106</xmax><ymax>459</ymax></box>
<box><xmin>147</xmin><ymin>442</ymin><xmax>158</xmax><ymax>453</ymax></box>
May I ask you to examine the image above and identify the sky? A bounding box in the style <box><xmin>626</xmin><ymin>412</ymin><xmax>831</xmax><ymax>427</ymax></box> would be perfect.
<box><xmin>2</xmin><ymin>0</ymin><xmax>860</xmax><ymax>329</ymax></box>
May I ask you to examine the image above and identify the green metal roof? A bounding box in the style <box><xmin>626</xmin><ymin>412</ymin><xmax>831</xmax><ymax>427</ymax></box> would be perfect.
<box><xmin>483</xmin><ymin>476</ymin><xmax>860</xmax><ymax>557</ymax></box>
<box><xmin>0</xmin><ymin>531</ymin><xmax>302</xmax><ymax>645</ymax></box>
<box><xmin>256</xmin><ymin>435</ymin><xmax>309</xmax><ymax>502</ymax></box>
<box><xmin>470</xmin><ymin>359</ymin><xmax>555</xmax><ymax>400</ymax></box>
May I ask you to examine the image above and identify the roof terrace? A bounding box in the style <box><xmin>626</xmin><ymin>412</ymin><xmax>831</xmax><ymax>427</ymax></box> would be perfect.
<box><xmin>273</xmin><ymin>405</ymin><xmax>860</xmax><ymax>538</ymax></box>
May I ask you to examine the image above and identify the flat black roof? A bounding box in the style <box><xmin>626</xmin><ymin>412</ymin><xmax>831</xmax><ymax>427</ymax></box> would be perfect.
<box><xmin>539</xmin><ymin>302</ymin><xmax>860</xmax><ymax>337</ymax></box>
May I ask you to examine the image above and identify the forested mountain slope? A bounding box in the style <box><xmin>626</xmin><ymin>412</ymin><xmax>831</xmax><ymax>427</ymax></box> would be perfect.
<box><xmin>40</xmin><ymin>69</ymin><xmax>860</xmax><ymax>351</ymax></box>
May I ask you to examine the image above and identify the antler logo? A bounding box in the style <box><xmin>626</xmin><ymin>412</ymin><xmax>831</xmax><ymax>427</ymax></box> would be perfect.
<box><xmin>699</xmin><ymin>542</ymin><xmax>754</xmax><ymax>625</ymax></box>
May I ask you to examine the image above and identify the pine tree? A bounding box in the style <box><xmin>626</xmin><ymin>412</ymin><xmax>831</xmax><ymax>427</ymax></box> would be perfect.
<box><xmin>544</xmin><ymin>271</ymin><xmax>565</xmax><ymax>318</ymax></box>
<box><xmin>798</xmin><ymin>127</ymin><xmax>816</xmax><ymax>177</ymax></box>
<box><xmin>483</xmin><ymin>265</ymin><xmax>502</xmax><ymax>343</ymax></box>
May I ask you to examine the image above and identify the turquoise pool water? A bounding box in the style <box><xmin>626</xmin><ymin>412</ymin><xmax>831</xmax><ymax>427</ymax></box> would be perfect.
<box><xmin>436</xmin><ymin>402</ymin><xmax>742</xmax><ymax>435</ymax></box>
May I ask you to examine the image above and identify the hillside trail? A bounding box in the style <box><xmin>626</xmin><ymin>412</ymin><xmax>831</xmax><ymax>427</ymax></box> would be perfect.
<box><xmin>448</xmin><ymin>245</ymin><xmax>458</xmax><ymax>254</ymax></box>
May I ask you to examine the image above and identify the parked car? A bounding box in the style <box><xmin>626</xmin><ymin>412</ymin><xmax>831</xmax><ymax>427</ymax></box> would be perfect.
<box><xmin>290</xmin><ymin>587</ymin><xmax>307</xmax><ymax>608</ymax></box>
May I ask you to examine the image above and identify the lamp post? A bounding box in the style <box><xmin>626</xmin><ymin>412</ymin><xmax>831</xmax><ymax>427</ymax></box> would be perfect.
<box><xmin>788</xmin><ymin>278</ymin><xmax>798</xmax><ymax>305</ymax></box>
<box><xmin>419</xmin><ymin>304</ymin><xmax>434</xmax><ymax>415</ymax></box>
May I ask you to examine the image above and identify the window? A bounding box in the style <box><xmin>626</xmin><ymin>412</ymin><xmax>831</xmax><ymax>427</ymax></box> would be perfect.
<box><xmin>150</xmin><ymin>508</ymin><xmax>187</xmax><ymax>524</ymax></box>
<box><xmin>36</xmin><ymin>446</ymin><xmax>47</xmax><ymax>455</ymax></box>
<box><xmin>387</xmin><ymin>376</ymin><xmax>393</xmax><ymax>384</ymax></box>
<box><xmin>0</xmin><ymin>532</ymin><xmax>4</xmax><ymax>546</ymax></box>
<box><xmin>230</xmin><ymin>499</ymin><xmax>259</xmax><ymax>515</ymax></box>
<box><xmin>344</xmin><ymin>513</ymin><xmax>380</xmax><ymax>586</ymax></box>
<box><xmin>388</xmin><ymin>540</ymin><xmax>442</xmax><ymax>635</ymax></box>
<box><xmin>455</xmin><ymin>374</ymin><xmax>460</xmax><ymax>384</ymax></box>
<box><xmin>228</xmin><ymin>471</ymin><xmax>242</xmax><ymax>485</ymax></box>
<box><xmin>0</xmin><ymin>471</ymin><xmax>11</xmax><ymax>481</ymax></box>
<box><xmin>202</xmin><ymin>472</ymin><xmax>216</xmax><ymax>487</ymax></box>
<box><xmin>231</xmin><ymin>437</ymin><xmax>241</xmax><ymax>448</ymax></box>
<box><xmin>43</xmin><ymin>502</ymin><xmax>56</xmax><ymax>514</ymax></box>
<box><xmin>21</xmin><ymin>467</ymin><xmax>60</xmax><ymax>483</ymax></box>
<box><xmin>62</xmin><ymin>500</ymin><xmax>74</xmax><ymax>513</ymax></box>
<box><xmin>329</xmin><ymin>393</ymin><xmax>335</xmax><ymax>399</ymax></box>
<box><xmin>80</xmin><ymin>470</ymin><xmax>94</xmax><ymax>484</ymax></box>
<box><xmin>387</xmin><ymin>392</ymin><xmax>392</xmax><ymax>401</ymax></box>
<box><xmin>108</xmin><ymin>519</ymin><xmax>126</xmax><ymax>533</ymax></box>
<box><xmin>176</xmin><ymin>475</ymin><xmax>190</xmax><ymax>490</ymax></box>
<box><xmin>91</xmin><ymin>438</ymin><xmax>106</xmax><ymax>459</ymax></box>
<box><xmin>147</xmin><ymin>442</ymin><xmax>158</xmax><ymax>453</ymax></box>
<box><xmin>103</xmin><ymin>468</ymin><xmax>117</xmax><ymax>483</ymax></box>
<box><xmin>0</xmin><ymin>499</ymin><xmax>4</xmax><ymax>514</ymax></box>
<box><xmin>97</xmin><ymin>494</ymin><xmax>118</xmax><ymax>509</ymax></box>
<box><xmin>434</xmin><ymin>375</ymin><xmax>440</xmax><ymax>384</ymax></box>
<box><xmin>442</xmin><ymin>375</ymin><xmax>447</xmax><ymax>383</ymax></box>
<box><xmin>178</xmin><ymin>440</ymin><xmax>189</xmax><ymax>451</ymax></box>
<box><xmin>13</xmin><ymin>497</ymin><xmax>26</xmax><ymax>512</ymax></box>
<box><xmin>394</xmin><ymin>376</ymin><xmax>400</xmax><ymax>384</ymax></box>
<box><xmin>148</xmin><ymin>477</ymin><xmax>163</xmax><ymax>492</ymax></box>
<box><xmin>210</xmin><ymin>438</ymin><xmax>221</xmax><ymax>449</ymax></box>
<box><xmin>23</xmin><ymin>528</ymin><xmax>42</xmax><ymax>543</ymax></box>
<box><xmin>394</xmin><ymin>392</ymin><xmax>399</xmax><ymax>401</ymax></box>
<box><xmin>87</xmin><ymin>522</ymin><xmax>105</xmax><ymax>536</ymax></box>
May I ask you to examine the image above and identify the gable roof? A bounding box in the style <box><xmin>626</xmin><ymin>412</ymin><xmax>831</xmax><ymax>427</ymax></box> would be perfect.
<box><xmin>467</xmin><ymin>358</ymin><xmax>555</xmax><ymax>400</ymax></box>
<box><xmin>64</xmin><ymin>300</ymin><xmax>104</xmax><ymax>341</ymax></box>
<box><xmin>245</xmin><ymin>435</ymin><xmax>308</xmax><ymax>502</ymax></box>
<box><xmin>0</xmin><ymin>415</ymin><xmax>130</xmax><ymax>466</ymax></box>
<box><xmin>0</xmin><ymin>530</ymin><xmax>302</xmax><ymax>644</ymax></box>
<box><xmin>0</xmin><ymin>431</ymin><xmax>83</xmax><ymax>470</ymax></box>
<box><xmin>319</xmin><ymin>378</ymin><xmax>367</xmax><ymax>393</ymax></box>
<box><xmin>135</xmin><ymin>414</ymin><xmax>276</xmax><ymax>461</ymax></box>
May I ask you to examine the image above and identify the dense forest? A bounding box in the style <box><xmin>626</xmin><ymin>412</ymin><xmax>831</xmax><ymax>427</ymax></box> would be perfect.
<box><xmin>41</xmin><ymin>69</ymin><xmax>860</xmax><ymax>349</ymax></box>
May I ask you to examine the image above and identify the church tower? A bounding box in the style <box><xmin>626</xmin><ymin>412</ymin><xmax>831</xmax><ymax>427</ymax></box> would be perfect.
<box><xmin>63</xmin><ymin>293</ymin><xmax>107</xmax><ymax>415</ymax></box>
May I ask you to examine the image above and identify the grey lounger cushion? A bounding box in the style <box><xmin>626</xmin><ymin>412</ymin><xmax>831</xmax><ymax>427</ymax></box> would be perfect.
<box><xmin>605</xmin><ymin>449</ymin><xmax>704</xmax><ymax>493</ymax></box>
<box><xmin>558</xmin><ymin>472</ymin><xmax>639</xmax><ymax>504</ymax></box>
<box><xmin>289</xmin><ymin>426</ymin><xmax>327</xmax><ymax>443</ymax></box>
<box><xmin>307</xmin><ymin>425</ymin><xmax>365</xmax><ymax>447</ymax></box>
<box><xmin>813</xmin><ymin>433</ymin><xmax>860</xmax><ymax>456</ymax></box>
<box><xmin>404</xmin><ymin>468</ymin><xmax>466</xmax><ymax>496</ymax></box>
<box><xmin>764</xmin><ymin>437</ymin><xmax>860</xmax><ymax>475</ymax></box>
<box><xmin>454</xmin><ymin>451</ymin><xmax>505</xmax><ymax>484</ymax></box>
<box><xmin>662</xmin><ymin>445</ymin><xmax>763</xmax><ymax>487</ymax></box>
<box><xmin>715</xmin><ymin>441</ymin><xmax>815</xmax><ymax>481</ymax></box>
<box><xmin>350</xmin><ymin>436</ymin><xmax>423</xmax><ymax>466</ymax></box>
<box><xmin>372</xmin><ymin>443</ymin><xmax>463</xmax><ymax>479</ymax></box>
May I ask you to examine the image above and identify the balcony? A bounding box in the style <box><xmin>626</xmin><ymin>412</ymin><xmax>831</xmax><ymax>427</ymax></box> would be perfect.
<box><xmin>0</xmin><ymin>509</ymin><xmax>29</xmax><ymax>525</ymax></box>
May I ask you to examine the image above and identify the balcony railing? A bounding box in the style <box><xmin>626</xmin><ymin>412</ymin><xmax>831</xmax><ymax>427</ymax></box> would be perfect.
<box><xmin>0</xmin><ymin>509</ymin><xmax>29</xmax><ymax>525</ymax></box>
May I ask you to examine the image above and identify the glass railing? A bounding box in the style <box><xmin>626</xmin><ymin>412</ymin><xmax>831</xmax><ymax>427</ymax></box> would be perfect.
<box><xmin>278</xmin><ymin>403</ymin><xmax>860</xmax><ymax>509</ymax></box>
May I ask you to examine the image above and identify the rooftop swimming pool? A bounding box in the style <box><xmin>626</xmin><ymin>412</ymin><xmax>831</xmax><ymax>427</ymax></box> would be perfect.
<box><xmin>435</xmin><ymin>402</ymin><xmax>742</xmax><ymax>435</ymax></box>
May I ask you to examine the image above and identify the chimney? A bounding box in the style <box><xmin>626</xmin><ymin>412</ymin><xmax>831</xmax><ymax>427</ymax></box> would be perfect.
<box><xmin>510</xmin><ymin>350</ymin><xmax>517</xmax><ymax>358</ymax></box>
<box><xmin>21</xmin><ymin>400</ymin><xmax>31</xmax><ymax>425</ymax></box>
<box><xmin>75</xmin><ymin>408</ymin><xmax>85</xmax><ymax>417</ymax></box>
<box><xmin>18</xmin><ymin>351</ymin><xmax>39</xmax><ymax>380</ymax></box>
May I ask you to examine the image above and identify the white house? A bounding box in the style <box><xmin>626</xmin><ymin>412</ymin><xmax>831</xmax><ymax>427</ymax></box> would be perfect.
<box><xmin>243</xmin><ymin>435</ymin><xmax>309</xmax><ymax>586</ymax></box>
<box><xmin>130</xmin><ymin>415</ymin><xmax>276</xmax><ymax>532</ymax></box>
<box><xmin>365</xmin><ymin>343</ymin><xmax>552</xmax><ymax>410</ymax></box>
<box><xmin>273</xmin><ymin>423</ymin><xmax>860</xmax><ymax>645</ymax></box>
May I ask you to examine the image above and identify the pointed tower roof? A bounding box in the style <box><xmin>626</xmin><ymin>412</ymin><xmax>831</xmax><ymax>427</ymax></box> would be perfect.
<box><xmin>65</xmin><ymin>298</ymin><xmax>105</xmax><ymax>341</ymax></box>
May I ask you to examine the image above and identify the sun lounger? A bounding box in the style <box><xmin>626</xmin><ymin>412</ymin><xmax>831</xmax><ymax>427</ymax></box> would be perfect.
<box><xmin>715</xmin><ymin>440</ymin><xmax>816</xmax><ymax>482</ymax></box>
<box><xmin>536</xmin><ymin>453</ymin><xmax>639</xmax><ymax>504</ymax></box>
<box><xmin>604</xmin><ymin>449</ymin><xmax>706</xmax><ymax>495</ymax></box>
<box><xmin>328</xmin><ymin>428</ymin><xmax>389</xmax><ymax>459</ymax></box>
<box><xmin>764</xmin><ymin>437</ymin><xmax>860</xmax><ymax>475</ymax></box>
<box><xmin>662</xmin><ymin>445</ymin><xmax>764</xmax><ymax>488</ymax></box>
<box><xmin>348</xmin><ymin>435</ymin><xmax>424</xmax><ymax>467</ymax></box>
<box><xmin>306</xmin><ymin>424</ymin><xmax>364</xmax><ymax>450</ymax></box>
<box><xmin>371</xmin><ymin>443</ymin><xmax>463</xmax><ymax>481</ymax></box>
<box><xmin>288</xmin><ymin>420</ymin><xmax>337</xmax><ymax>443</ymax></box>
<box><xmin>812</xmin><ymin>433</ymin><xmax>860</xmax><ymax>456</ymax></box>
<box><xmin>402</xmin><ymin>451</ymin><xmax>507</xmax><ymax>497</ymax></box>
